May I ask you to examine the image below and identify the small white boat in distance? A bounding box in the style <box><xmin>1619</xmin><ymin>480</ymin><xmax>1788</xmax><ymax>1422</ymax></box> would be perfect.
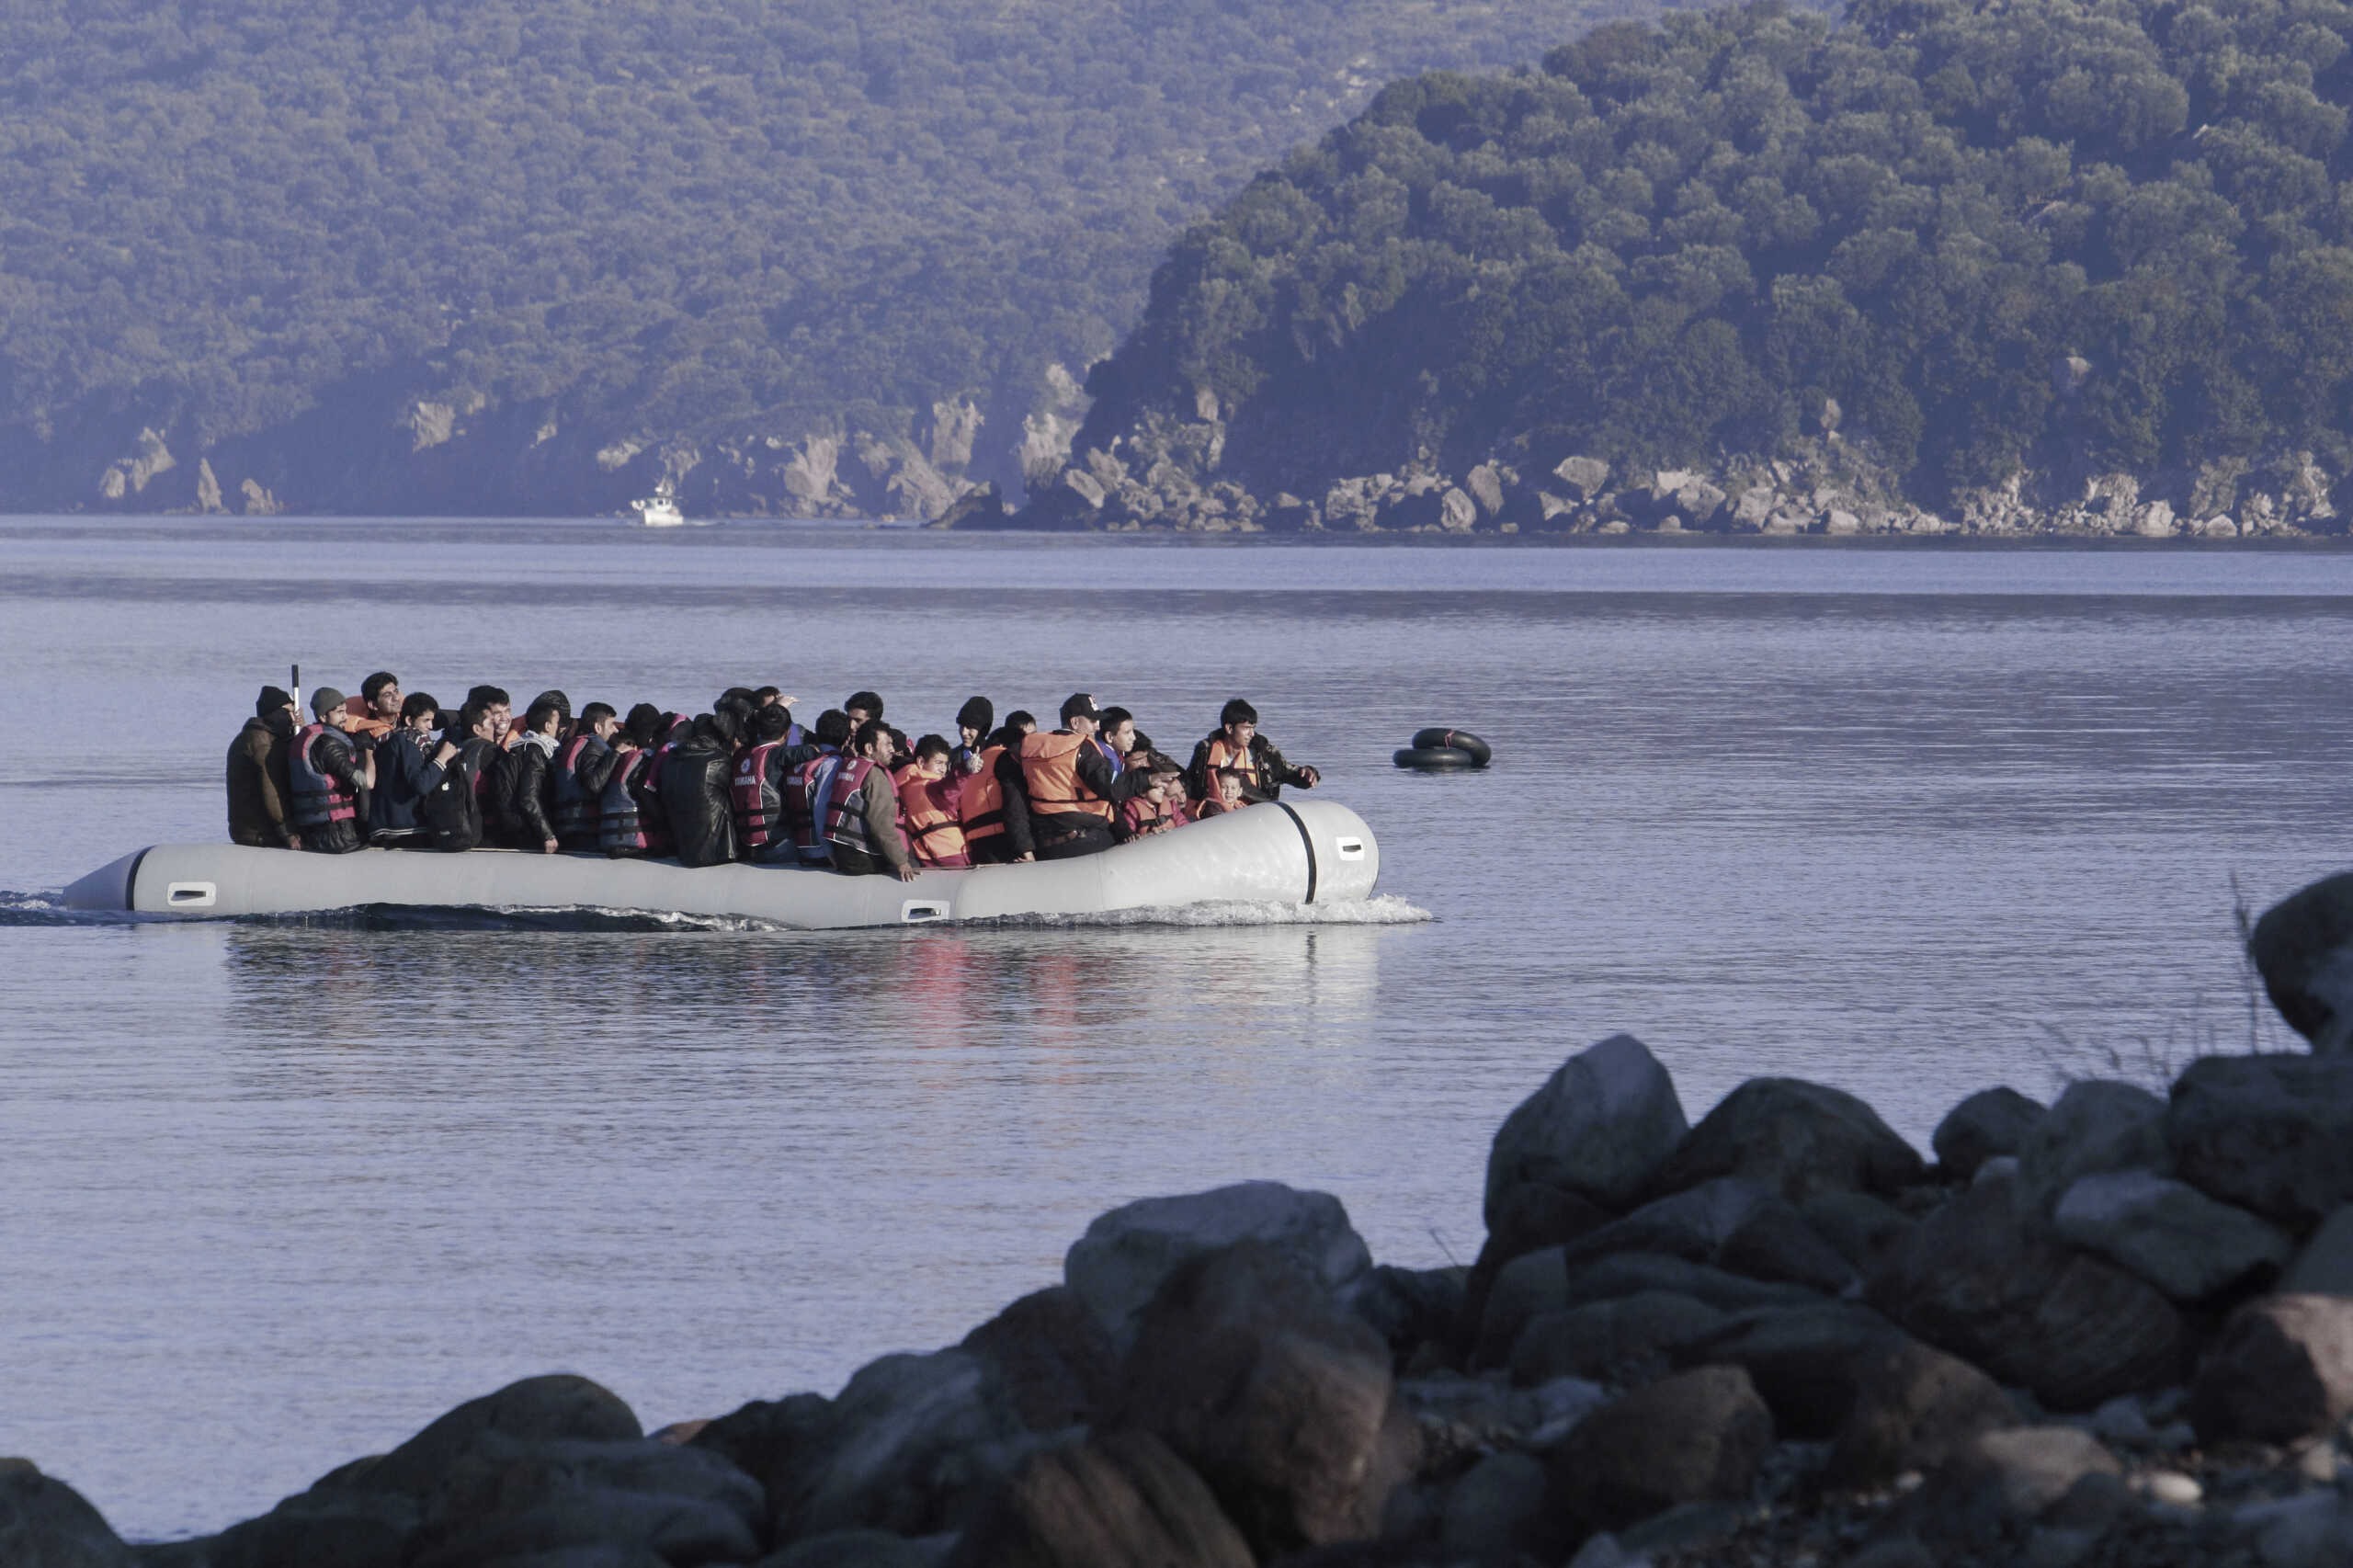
<box><xmin>631</xmin><ymin>477</ymin><xmax>684</xmax><ymax>528</ymax></box>
<box><xmin>63</xmin><ymin>800</ymin><xmax>1380</xmax><ymax>929</ymax></box>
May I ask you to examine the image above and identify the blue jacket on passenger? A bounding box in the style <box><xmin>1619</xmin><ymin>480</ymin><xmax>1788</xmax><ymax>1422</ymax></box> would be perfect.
<box><xmin>370</xmin><ymin>728</ymin><xmax>447</xmax><ymax>833</ymax></box>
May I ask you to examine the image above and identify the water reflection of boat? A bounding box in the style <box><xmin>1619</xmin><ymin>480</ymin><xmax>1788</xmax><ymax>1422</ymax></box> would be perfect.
<box><xmin>630</xmin><ymin>478</ymin><xmax>684</xmax><ymax>528</ymax></box>
<box><xmin>63</xmin><ymin>801</ymin><xmax>1380</xmax><ymax>929</ymax></box>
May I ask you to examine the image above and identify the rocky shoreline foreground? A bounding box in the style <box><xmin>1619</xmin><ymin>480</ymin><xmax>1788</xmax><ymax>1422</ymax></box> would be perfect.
<box><xmin>18</xmin><ymin>876</ymin><xmax>2353</xmax><ymax>1567</ymax></box>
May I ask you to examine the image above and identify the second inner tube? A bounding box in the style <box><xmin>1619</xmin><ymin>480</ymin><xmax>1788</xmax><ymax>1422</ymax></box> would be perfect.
<box><xmin>1394</xmin><ymin>745</ymin><xmax>1482</xmax><ymax>770</ymax></box>
<box><xmin>1409</xmin><ymin>728</ymin><xmax>1493</xmax><ymax>767</ymax></box>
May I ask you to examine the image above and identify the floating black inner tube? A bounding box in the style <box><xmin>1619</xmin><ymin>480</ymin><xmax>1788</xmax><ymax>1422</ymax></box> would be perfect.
<box><xmin>1409</xmin><ymin>728</ymin><xmax>1493</xmax><ymax>766</ymax></box>
<box><xmin>1394</xmin><ymin>745</ymin><xmax>1481</xmax><ymax>770</ymax></box>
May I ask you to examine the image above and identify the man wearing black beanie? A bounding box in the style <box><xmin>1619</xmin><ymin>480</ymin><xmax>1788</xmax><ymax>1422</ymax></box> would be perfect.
<box><xmin>227</xmin><ymin>685</ymin><xmax>301</xmax><ymax>849</ymax></box>
<box><xmin>952</xmin><ymin>696</ymin><xmax>994</xmax><ymax>774</ymax></box>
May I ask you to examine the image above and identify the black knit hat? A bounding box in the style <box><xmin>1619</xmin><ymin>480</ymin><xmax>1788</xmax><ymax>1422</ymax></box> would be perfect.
<box><xmin>956</xmin><ymin>696</ymin><xmax>994</xmax><ymax>734</ymax></box>
<box><xmin>256</xmin><ymin>685</ymin><xmax>293</xmax><ymax>716</ymax></box>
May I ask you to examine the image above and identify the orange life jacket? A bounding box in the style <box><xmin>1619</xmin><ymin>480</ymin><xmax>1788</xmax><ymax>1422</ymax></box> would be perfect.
<box><xmin>959</xmin><ymin>745</ymin><xmax>1009</xmax><ymax>843</ymax></box>
<box><xmin>1019</xmin><ymin>731</ymin><xmax>1113</xmax><ymax>820</ymax></box>
<box><xmin>893</xmin><ymin>764</ymin><xmax>970</xmax><ymax>867</ymax></box>
<box><xmin>1199</xmin><ymin>733</ymin><xmax>1261</xmax><ymax>799</ymax></box>
<box><xmin>342</xmin><ymin>697</ymin><xmax>395</xmax><ymax>741</ymax></box>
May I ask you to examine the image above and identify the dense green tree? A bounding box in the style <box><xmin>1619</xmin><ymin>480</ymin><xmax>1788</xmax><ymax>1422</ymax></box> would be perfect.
<box><xmin>1076</xmin><ymin>0</ymin><xmax>2353</xmax><ymax>503</ymax></box>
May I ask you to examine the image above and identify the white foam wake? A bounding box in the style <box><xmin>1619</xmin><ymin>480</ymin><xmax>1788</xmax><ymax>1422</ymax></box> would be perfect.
<box><xmin>984</xmin><ymin>894</ymin><xmax>1433</xmax><ymax>928</ymax></box>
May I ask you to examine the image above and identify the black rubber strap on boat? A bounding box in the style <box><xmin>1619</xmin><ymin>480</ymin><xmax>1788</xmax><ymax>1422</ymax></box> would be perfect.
<box><xmin>123</xmin><ymin>846</ymin><xmax>152</xmax><ymax>912</ymax></box>
<box><xmin>1274</xmin><ymin>801</ymin><xmax>1318</xmax><ymax>905</ymax></box>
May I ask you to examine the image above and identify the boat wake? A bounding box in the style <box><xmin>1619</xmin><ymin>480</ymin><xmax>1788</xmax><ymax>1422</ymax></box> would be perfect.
<box><xmin>983</xmin><ymin>894</ymin><xmax>1433</xmax><ymax>928</ymax></box>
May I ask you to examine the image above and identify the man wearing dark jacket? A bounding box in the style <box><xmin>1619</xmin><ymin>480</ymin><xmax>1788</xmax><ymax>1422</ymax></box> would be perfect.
<box><xmin>505</xmin><ymin>697</ymin><xmax>564</xmax><ymax>853</ymax></box>
<box><xmin>227</xmin><ymin>685</ymin><xmax>302</xmax><ymax>849</ymax></box>
<box><xmin>1186</xmin><ymin>698</ymin><xmax>1321</xmax><ymax>806</ymax></box>
<box><xmin>420</xmin><ymin>702</ymin><xmax>502</xmax><ymax>852</ymax></box>
<box><xmin>661</xmin><ymin>710</ymin><xmax>742</xmax><ymax>868</ymax></box>
<box><xmin>1002</xmin><ymin>693</ymin><xmax>1151</xmax><ymax>861</ymax></box>
<box><xmin>288</xmin><ymin>687</ymin><xmax>374</xmax><ymax>855</ymax></box>
<box><xmin>369</xmin><ymin>692</ymin><xmax>457</xmax><ymax>843</ymax></box>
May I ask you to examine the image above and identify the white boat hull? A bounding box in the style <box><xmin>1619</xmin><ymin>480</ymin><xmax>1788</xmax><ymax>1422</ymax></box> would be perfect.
<box><xmin>63</xmin><ymin>801</ymin><xmax>1380</xmax><ymax>929</ymax></box>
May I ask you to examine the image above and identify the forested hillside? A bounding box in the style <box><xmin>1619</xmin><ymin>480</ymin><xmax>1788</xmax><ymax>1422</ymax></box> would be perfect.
<box><xmin>0</xmin><ymin>0</ymin><xmax>1625</xmax><ymax>517</ymax></box>
<box><xmin>1025</xmin><ymin>0</ymin><xmax>2353</xmax><ymax>536</ymax></box>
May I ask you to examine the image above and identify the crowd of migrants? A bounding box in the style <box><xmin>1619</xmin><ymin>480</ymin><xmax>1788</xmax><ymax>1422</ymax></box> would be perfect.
<box><xmin>225</xmin><ymin>676</ymin><xmax>1322</xmax><ymax>879</ymax></box>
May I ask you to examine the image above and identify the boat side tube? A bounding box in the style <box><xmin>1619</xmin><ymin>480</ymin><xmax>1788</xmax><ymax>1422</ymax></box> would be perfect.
<box><xmin>63</xmin><ymin>799</ymin><xmax>1381</xmax><ymax>928</ymax></box>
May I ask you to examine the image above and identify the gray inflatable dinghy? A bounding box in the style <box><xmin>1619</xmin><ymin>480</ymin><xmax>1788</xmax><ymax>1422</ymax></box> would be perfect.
<box><xmin>63</xmin><ymin>799</ymin><xmax>1380</xmax><ymax>928</ymax></box>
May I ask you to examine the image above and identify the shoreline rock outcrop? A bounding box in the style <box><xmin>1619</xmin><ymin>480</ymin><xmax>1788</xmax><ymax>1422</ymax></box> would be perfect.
<box><xmin>24</xmin><ymin>870</ymin><xmax>2353</xmax><ymax>1566</ymax></box>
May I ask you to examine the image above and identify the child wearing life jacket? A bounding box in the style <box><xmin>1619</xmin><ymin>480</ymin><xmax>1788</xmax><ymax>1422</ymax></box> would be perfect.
<box><xmin>1194</xmin><ymin>767</ymin><xmax>1250</xmax><ymax>819</ymax></box>
<box><xmin>1120</xmin><ymin>757</ymin><xmax>1193</xmax><ymax>838</ymax></box>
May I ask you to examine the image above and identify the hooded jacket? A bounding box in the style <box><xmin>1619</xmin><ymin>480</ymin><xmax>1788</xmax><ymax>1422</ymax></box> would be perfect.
<box><xmin>227</xmin><ymin>712</ymin><xmax>298</xmax><ymax>848</ymax></box>
<box><xmin>506</xmin><ymin>730</ymin><xmax>560</xmax><ymax>849</ymax></box>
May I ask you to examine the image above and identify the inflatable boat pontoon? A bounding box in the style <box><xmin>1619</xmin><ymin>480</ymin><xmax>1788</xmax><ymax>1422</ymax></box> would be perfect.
<box><xmin>63</xmin><ymin>800</ymin><xmax>1379</xmax><ymax>928</ymax></box>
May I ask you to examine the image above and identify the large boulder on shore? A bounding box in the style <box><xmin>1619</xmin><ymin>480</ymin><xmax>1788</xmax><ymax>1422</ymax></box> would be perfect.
<box><xmin>2052</xmin><ymin>1169</ymin><xmax>2291</xmax><ymax>1301</ymax></box>
<box><xmin>1931</xmin><ymin>1087</ymin><xmax>2045</xmax><ymax>1181</ymax></box>
<box><xmin>2247</xmin><ymin>870</ymin><xmax>2353</xmax><ymax>1051</ymax></box>
<box><xmin>403</xmin><ymin>1434</ymin><xmax>766</xmax><ymax>1568</ymax></box>
<box><xmin>364</xmin><ymin>1375</ymin><xmax>645</xmax><ymax>1496</ymax></box>
<box><xmin>1869</xmin><ymin>1173</ymin><xmax>2184</xmax><ymax>1409</ymax></box>
<box><xmin>1546</xmin><ymin>1367</ymin><xmax>1774</xmax><ymax>1532</ymax></box>
<box><xmin>1508</xmin><ymin>1291</ymin><xmax>1729</xmax><ymax>1385</ymax></box>
<box><xmin>946</xmin><ymin>1429</ymin><xmax>1252</xmax><ymax>1568</ymax></box>
<box><xmin>1893</xmin><ymin>1426</ymin><xmax>2121</xmax><ymax>1550</ymax></box>
<box><xmin>781</xmin><ymin>1349</ymin><xmax>1039</xmax><ymax>1540</ymax></box>
<box><xmin>2282</xmin><ymin>1205</ymin><xmax>2353</xmax><ymax>1297</ymax></box>
<box><xmin>2015</xmin><ymin>1081</ymin><xmax>2168</xmax><ymax>1220</ymax></box>
<box><xmin>1826</xmin><ymin>1337</ymin><xmax>2020</xmax><ymax>1487</ymax></box>
<box><xmin>1119</xmin><ymin>1240</ymin><xmax>1416</xmax><ymax>1557</ymax></box>
<box><xmin>2166</xmin><ymin>1053</ymin><xmax>2353</xmax><ymax>1224</ymax></box>
<box><xmin>961</xmin><ymin>1287</ymin><xmax>1121</xmax><ymax>1433</ymax></box>
<box><xmin>2190</xmin><ymin>1293</ymin><xmax>2353</xmax><ymax>1445</ymax></box>
<box><xmin>1065</xmin><ymin>1181</ymin><xmax>1370</xmax><ymax>1346</ymax></box>
<box><xmin>1650</xmin><ymin>1077</ymin><xmax>1924</xmax><ymax>1203</ymax></box>
<box><xmin>1558</xmin><ymin>1177</ymin><xmax>1856</xmax><ymax>1295</ymax></box>
<box><xmin>1674</xmin><ymin>1302</ymin><xmax>1909</xmax><ymax>1438</ymax></box>
<box><xmin>0</xmin><ymin>1461</ymin><xmax>133</xmax><ymax>1568</ymax></box>
<box><xmin>1484</xmin><ymin>1034</ymin><xmax>1688</xmax><ymax>1221</ymax></box>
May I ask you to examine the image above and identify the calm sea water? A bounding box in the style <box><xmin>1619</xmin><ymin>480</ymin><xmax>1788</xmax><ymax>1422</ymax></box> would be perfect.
<box><xmin>4</xmin><ymin>520</ymin><xmax>2350</xmax><ymax>1540</ymax></box>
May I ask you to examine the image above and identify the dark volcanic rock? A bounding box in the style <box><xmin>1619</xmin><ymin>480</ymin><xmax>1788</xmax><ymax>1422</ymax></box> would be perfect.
<box><xmin>0</xmin><ymin>1461</ymin><xmax>133</xmax><ymax>1568</ymax></box>
<box><xmin>365</xmin><ymin>1375</ymin><xmax>645</xmax><ymax>1497</ymax></box>
<box><xmin>2282</xmin><ymin>1205</ymin><xmax>2353</xmax><ymax>1296</ymax></box>
<box><xmin>2248</xmin><ymin>869</ymin><xmax>2353</xmax><ymax>1051</ymax></box>
<box><xmin>1675</xmin><ymin>1303</ymin><xmax>1909</xmax><ymax>1438</ymax></box>
<box><xmin>1064</xmin><ymin>1181</ymin><xmax>1371</xmax><ymax>1346</ymax></box>
<box><xmin>1547</xmin><ymin>1367</ymin><xmax>1774</xmax><ymax>1532</ymax></box>
<box><xmin>1461</xmin><ymin>1182</ymin><xmax>1613</xmax><ymax>1342</ymax></box>
<box><xmin>1931</xmin><ymin>1087</ymin><xmax>2046</xmax><ymax>1181</ymax></box>
<box><xmin>1797</xmin><ymin>1189</ymin><xmax>1915</xmax><ymax>1275</ymax></box>
<box><xmin>1558</xmin><ymin>1252</ymin><xmax>1827</xmax><ymax>1316</ymax></box>
<box><xmin>2052</xmin><ymin>1169</ymin><xmax>2290</xmax><ymax>1301</ymax></box>
<box><xmin>2015</xmin><ymin>1081</ymin><xmax>2168</xmax><ymax>1220</ymax></box>
<box><xmin>1120</xmin><ymin>1240</ymin><xmax>1416</xmax><ymax>1556</ymax></box>
<box><xmin>689</xmin><ymin>1393</ymin><xmax>834</xmax><ymax>1537</ymax></box>
<box><xmin>780</xmin><ymin>1349</ymin><xmax>1039</xmax><ymax>1541</ymax></box>
<box><xmin>1507</xmin><ymin>1291</ymin><xmax>1729</xmax><ymax>1385</ymax></box>
<box><xmin>1347</xmin><ymin>1265</ymin><xmax>1466</xmax><ymax>1367</ymax></box>
<box><xmin>946</xmin><ymin>1429</ymin><xmax>1251</xmax><ymax>1568</ymax></box>
<box><xmin>1826</xmin><ymin>1338</ymin><xmax>2021</xmax><ymax>1486</ymax></box>
<box><xmin>2190</xmin><ymin>1293</ymin><xmax>2353</xmax><ymax>1444</ymax></box>
<box><xmin>961</xmin><ymin>1286</ymin><xmax>1121</xmax><ymax>1432</ymax></box>
<box><xmin>1651</xmin><ymin>1077</ymin><xmax>1925</xmax><ymax>1203</ymax></box>
<box><xmin>1894</xmin><ymin>1427</ymin><xmax>2121</xmax><ymax>1548</ymax></box>
<box><xmin>1868</xmin><ymin>1174</ymin><xmax>2183</xmax><ymax>1409</ymax></box>
<box><xmin>1484</xmin><ymin>1034</ymin><xmax>1688</xmax><ymax>1220</ymax></box>
<box><xmin>2166</xmin><ymin>1053</ymin><xmax>2353</xmax><ymax>1224</ymax></box>
<box><xmin>1438</xmin><ymin>1451</ymin><xmax>1552</xmax><ymax>1560</ymax></box>
<box><xmin>1558</xmin><ymin>1178</ymin><xmax>1856</xmax><ymax>1295</ymax></box>
<box><xmin>405</xmin><ymin>1488</ymin><xmax>761</xmax><ymax>1568</ymax></box>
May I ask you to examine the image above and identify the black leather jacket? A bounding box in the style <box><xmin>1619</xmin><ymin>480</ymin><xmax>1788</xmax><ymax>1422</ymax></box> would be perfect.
<box><xmin>660</xmin><ymin>731</ymin><xmax>737</xmax><ymax>868</ymax></box>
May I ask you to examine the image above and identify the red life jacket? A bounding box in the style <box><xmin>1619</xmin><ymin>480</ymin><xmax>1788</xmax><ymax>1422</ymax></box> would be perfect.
<box><xmin>288</xmin><ymin>723</ymin><xmax>359</xmax><ymax>828</ymax></box>
<box><xmin>552</xmin><ymin>734</ymin><xmax>600</xmax><ymax>841</ymax></box>
<box><xmin>822</xmin><ymin>756</ymin><xmax>879</xmax><ymax>853</ymax></box>
<box><xmin>893</xmin><ymin>764</ymin><xmax>969</xmax><ymax>868</ymax></box>
<box><xmin>1019</xmin><ymin>731</ymin><xmax>1113</xmax><ymax>820</ymax></box>
<box><xmin>598</xmin><ymin>748</ymin><xmax>653</xmax><ymax>853</ymax></box>
<box><xmin>731</xmin><ymin>740</ymin><xmax>787</xmax><ymax>852</ymax></box>
<box><xmin>788</xmin><ymin>750</ymin><xmax>843</xmax><ymax>863</ymax></box>
<box><xmin>958</xmin><ymin>745</ymin><xmax>1009</xmax><ymax>844</ymax></box>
